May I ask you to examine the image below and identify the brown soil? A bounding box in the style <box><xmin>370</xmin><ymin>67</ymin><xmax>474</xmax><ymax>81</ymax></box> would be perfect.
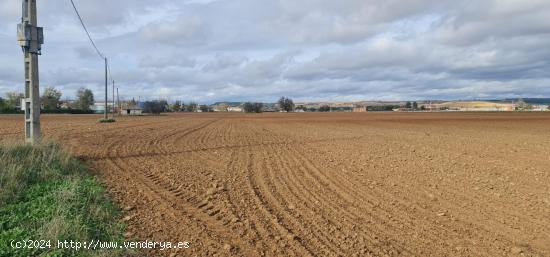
<box><xmin>1</xmin><ymin>112</ymin><xmax>549</xmax><ymax>256</ymax></box>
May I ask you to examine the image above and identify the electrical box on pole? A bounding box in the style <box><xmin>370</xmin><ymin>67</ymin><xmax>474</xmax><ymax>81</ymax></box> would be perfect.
<box><xmin>18</xmin><ymin>0</ymin><xmax>43</xmax><ymax>144</ymax></box>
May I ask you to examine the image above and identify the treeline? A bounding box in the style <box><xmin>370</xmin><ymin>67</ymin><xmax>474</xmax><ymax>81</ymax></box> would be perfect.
<box><xmin>142</xmin><ymin>100</ymin><xmax>214</xmax><ymax>115</ymax></box>
<box><xmin>0</xmin><ymin>87</ymin><xmax>95</xmax><ymax>113</ymax></box>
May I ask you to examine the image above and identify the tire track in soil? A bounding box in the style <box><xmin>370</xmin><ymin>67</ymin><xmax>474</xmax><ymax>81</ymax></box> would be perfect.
<box><xmin>254</xmin><ymin>125</ymin><xmax>408</xmax><ymax>256</ymax></box>
<box><xmin>266</xmin><ymin>128</ymin><xmax>497</xmax><ymax>256</ymax></box>
<box><xmin>239</xmin><ymin>144</ymin><xmax>313</xmax><ymax>256</ymax></box>
<box><xmin>255</xmin><ymin>123</ymin><xmax>512</xmax><ymax>256</ymax></box>
<box><xmin>251</xmin><ymin>123</ymin><xmax>357</xmax><ymax>255</ymax></box>
<box><xmin>259</xmin><ymin>122</ymin><xmax>539</xmax><ymax>256</ymax></box>
<box><xmin>231</xmin><ymin>121</ymin><xmax>401</xmax><ymax>256</ymax></box>
<box><xmin>98</xmin><ymin>123</ymin><xmax>259</xmax><ymax>256</ymax></box>
<box><xmin>209</xmin><ymin>121</ymin><xmax>307</xmax><ymax>256</ymax></box>
<box><xmin>292</xmin><ymin>136</ymin><xmax>537</xmax><ymax>256</ymax></box>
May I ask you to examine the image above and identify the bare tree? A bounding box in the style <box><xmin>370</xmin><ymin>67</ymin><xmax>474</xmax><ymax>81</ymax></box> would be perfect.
<box><xmin>244</xmin><ymin>102</ymin><xmax>264</xmax><ymax>113</ymax></box>
<box><xmin>143</xmin><ymin>100</ymin><xmax>167</xmax><ymax>115</ymax></box>
<box><xmin>319</xmin><ymin>105</ymin><xmax>331</xmax><ymax>112</ymax></box>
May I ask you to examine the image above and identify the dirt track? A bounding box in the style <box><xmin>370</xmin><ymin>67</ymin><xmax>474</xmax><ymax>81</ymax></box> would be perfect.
<box><xmin>1</xmin><ymin>113</ymin><xmax>550</xmax><ymax>256</ymax></box>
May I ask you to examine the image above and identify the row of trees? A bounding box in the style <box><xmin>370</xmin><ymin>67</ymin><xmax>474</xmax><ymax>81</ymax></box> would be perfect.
<box><xmin>0</xmin><ymin>87</ymin><xmax>95</xmax><ymax>112</ymax></box>
<box><xmin>169</xmin><ymin>101</ymin><xmax>197</xmax><ymax>112</ymax></box>
<box><xmin>163</xmin><ymin>96</ymin><xmax>294</xmax><ymax>114</ymax></box>
<box><xmin>404</xmin><ymin>101</ymin><xmax>419</xmax><ymax>110</ymax></box>
<box><xmin>168</xmin><ymin>101</ymin><xmax>213</xmax><ymax>113</ymax></box>
<box><xmin>242</xmin><ymin>97</ymin><xmax>293</xmax><ymax>113</ymax></box>
<box><xmin>144</xmin><ymin>100</ymin><xmax>215</xmax><ymax>114</ymax></box>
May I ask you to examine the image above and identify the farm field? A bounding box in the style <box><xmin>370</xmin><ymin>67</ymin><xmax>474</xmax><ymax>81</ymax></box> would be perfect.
<box><xmin>1</xmin><ymin>112</ymin><xmax>550</xmax><ymax>256</ymax></box>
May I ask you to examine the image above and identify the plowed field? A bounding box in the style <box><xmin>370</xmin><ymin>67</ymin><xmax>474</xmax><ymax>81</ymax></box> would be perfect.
<box><xmin>1</xmin><ymin>112</ymin><xmax>549</xmax><ymax>256</ymax></box>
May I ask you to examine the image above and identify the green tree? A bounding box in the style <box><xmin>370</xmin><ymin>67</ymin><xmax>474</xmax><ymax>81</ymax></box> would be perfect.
<box><xmin>412</xmin><ymin>101</ymin><xmax>418</xmax><ymax>110</ymax></box>
<box><xmin>75</xmin><ymin>88</ymin><xmax>94</xmax><ymax>111</ymax></box>
<box><xmin>41</xmin><ymin>87</ymin><xmax>62</xmax><ymax>110</ymax></box>
<box><xmin>170</xmin><ymin>100</ymin><xmax>182</xmax><ymax>112</ymax></box>
<box><xmin>278</xmin><ymin>96</ymin><xmax>295</xmax><ymax>112</ymax></box>
<box><xmin>405</xmin><ymin>102</ymin><xmax>412</xmax><ymax>109</ymax></box>
<box><xmin>5</xmin><ymin>92</ymin><xmax>24</xmax><ymax>109</ymax></box>
<box><xmin>0</xmin><ymin>97</ymin><xmax>6</xmax><ymax>109</ymax></box>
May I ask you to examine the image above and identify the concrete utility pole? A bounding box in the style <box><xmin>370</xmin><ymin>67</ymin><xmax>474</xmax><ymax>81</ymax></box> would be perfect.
<box><xmin>104</xmin><ymin>57</ymin><xmax>108</xmax><ymax>119</ymax></box>
<box><xmin>18</xmin><ymin>0</ymin><xmax>44</xmax><ymax>144</ymax></box>
<box><xmin>112</xmin><ymin>80</ymin><xmax>115</xmax><ymax>117</ymax></box>
<box><xmin>116</xmin><ymin>87</ymin><xmax>119</xmax><ymax>114</ymax></box>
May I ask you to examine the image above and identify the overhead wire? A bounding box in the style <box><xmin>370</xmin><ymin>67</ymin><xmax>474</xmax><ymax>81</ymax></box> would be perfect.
<box><xmin>69</xmin><ymin>0</ymin><xmax>105</xmax><ymax>60</ymax></box>
<box><xmin>69</xmin><ymin>0</ymin><xmax>115</xmax><ymax>87</ymax></box>
<box><xmin>69</xmin><ymin>0</ymin><xmax>118</xmax><ymax>111</ymax></box>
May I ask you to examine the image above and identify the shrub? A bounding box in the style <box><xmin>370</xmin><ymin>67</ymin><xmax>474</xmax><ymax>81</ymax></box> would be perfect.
<box><xmin>98</xmin><ymin>118</ymin><xmax>116</xmax><ymax>123</ymax></box>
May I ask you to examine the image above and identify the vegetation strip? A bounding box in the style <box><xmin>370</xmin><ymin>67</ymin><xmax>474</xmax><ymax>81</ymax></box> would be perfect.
<box><xmin>0</xmin><ymin>143</ymin><xmax>126</xmax><ymax>257</ymax></box>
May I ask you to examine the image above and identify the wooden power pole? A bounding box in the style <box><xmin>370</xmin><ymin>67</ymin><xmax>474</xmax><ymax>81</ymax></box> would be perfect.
<box><xmin>18</xmin><ymin>0</ymin><xmax>44</xmax><ymax>144</ymax></box>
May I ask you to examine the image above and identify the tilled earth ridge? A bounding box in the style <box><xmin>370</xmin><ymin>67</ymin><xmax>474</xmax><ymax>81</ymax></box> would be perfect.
<box><xmin>0</xmin><ymin>112</ymin><xmax>549</xmax><ymax>257</ymax></box>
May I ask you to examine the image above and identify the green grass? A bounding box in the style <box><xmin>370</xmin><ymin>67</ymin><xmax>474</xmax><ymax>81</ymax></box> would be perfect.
<box><xmin>97</xmin><ymin>118</ymin><xmax>116</xmax><ymax>123</ymax></box>
<box><xmin>0</xmin><ymin>143</ymin><xmax>126</xmax><ymax>257</ymax></box>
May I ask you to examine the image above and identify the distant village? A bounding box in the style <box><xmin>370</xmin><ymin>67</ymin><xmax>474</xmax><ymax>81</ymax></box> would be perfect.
<box><xmin>1</xmin><ymin>88</ymin><xmax>549</xmax><ymax>115</ymax></box>
<box><xmin>92</xmin><ymin>98</ymin><xmax>549</xmax><ymax>115</ymax></box>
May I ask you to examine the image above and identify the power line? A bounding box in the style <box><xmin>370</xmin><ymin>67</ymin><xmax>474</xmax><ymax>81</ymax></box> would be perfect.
<box><xmin>69</xmin><ymin>0</ymin><xmax>118</xmax><ymax>119</ymax></box>
<box><xmin>69</xmin><ymin>0</ymin><xmax>104</xmax><ymax>59</ymax></box>
<box><xmin>107</xmin><ymin>60</ymin><xmax>114</xmax><ymax>82</ymax></box>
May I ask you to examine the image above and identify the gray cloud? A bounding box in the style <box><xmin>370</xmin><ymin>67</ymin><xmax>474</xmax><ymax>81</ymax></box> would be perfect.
<box><xmin>1</xmin><ymin>0</ymin><xmax>549</xmax><ymax>102</ymax></box>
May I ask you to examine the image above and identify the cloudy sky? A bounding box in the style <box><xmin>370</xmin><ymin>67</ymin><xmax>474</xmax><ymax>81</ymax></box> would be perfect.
<box><xmin>1</xmin><ymin>0</ymin><xmax>549</xmax><ymax>103</ymax></box>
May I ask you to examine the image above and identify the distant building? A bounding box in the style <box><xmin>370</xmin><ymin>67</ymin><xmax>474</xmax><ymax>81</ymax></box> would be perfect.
<box><xmin>531</xmin><ymin>105</ymin><xmax>549</xmax><ymax>111</ymax></box>
<box><xmin>91</xmin><ymin>102</ymin><xmax>115</xmax><ymax>114</ymax></box>
<box><xmin>59</xmin><ymin>100</ymin><xmax>76</xmax><ymax>109</ymax></box>
<box><xmin>212</xmin><ymin>103</ymin><xmax>229</xmax><ymax>112</ymax></box>
<box><xmin>429</xmin><ymin>101</ymin><xmax>514</xmax><ymax>112</ymax></box>
<box><xmin>120</xmin><ymin>105</ymin><xmax>143</xmax><ymax>116</ymax></box>
<box><xmin>227</xmin><ymin>106</ymin><xmax>243</xmax><ymax>112</ymax></box>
